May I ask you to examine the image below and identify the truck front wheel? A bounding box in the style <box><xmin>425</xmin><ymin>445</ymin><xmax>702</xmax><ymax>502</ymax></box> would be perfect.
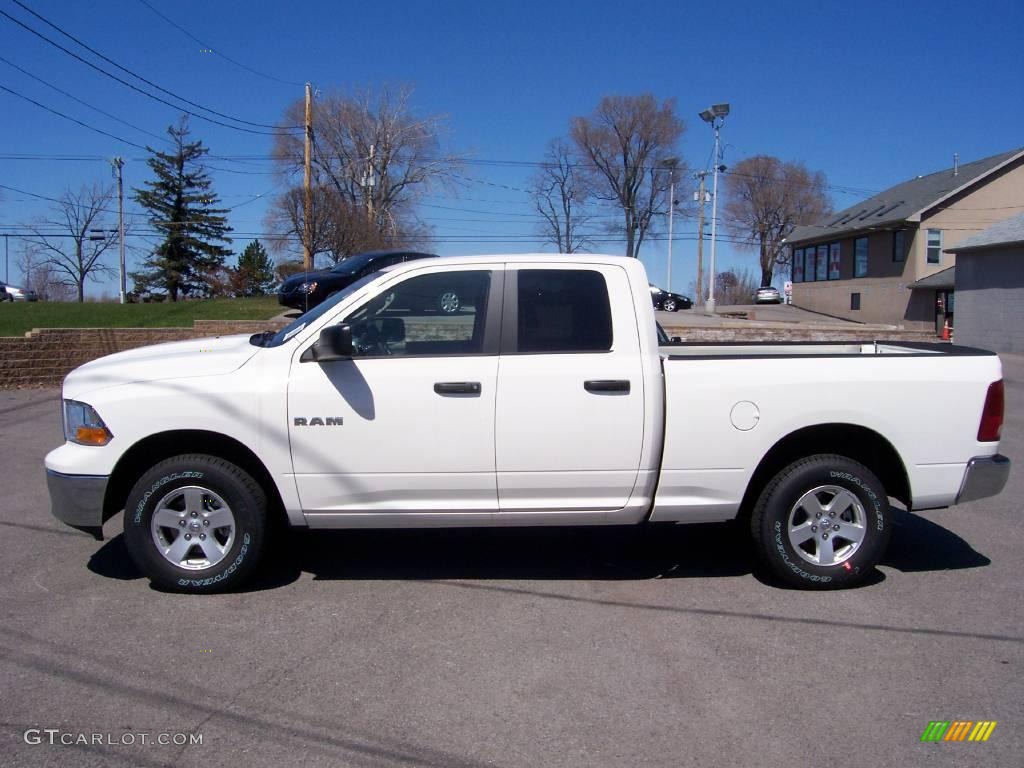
<box><xmin>750</xmin><ymin>454</ymin><xmax>891</xmax><ymax>589</ymax></box>
<box><xmin>123</xmin><ymin>454</ymin><xmax>267</xmax><ymax>593</ymax></box>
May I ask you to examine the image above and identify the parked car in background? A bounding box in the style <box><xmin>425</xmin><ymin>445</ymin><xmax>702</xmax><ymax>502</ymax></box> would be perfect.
<box><xmin>278</xmin><ymin>250</ymin><xmax>436</xmax><ymax>311</ymax></box>
<box><xmin>649</xmin><ymin>284</ymin><xmax>692</xmax><ymax>312</ymax></box>
<box><xmin>753</xmin><ymin>286</ymin><xmax>782</xmax><ymax>304</ymax></box>
<box><xmin>2</xmin><ymin>283</ymin><xmax>39</xmax><ymax>302</ymax></box>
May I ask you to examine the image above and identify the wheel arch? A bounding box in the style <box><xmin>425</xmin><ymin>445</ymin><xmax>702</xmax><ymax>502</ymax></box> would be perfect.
<box><xmin>738</xmin><ymin>423</ymin><xmax>911</xmax><ymax>521</ymax></box>
<box><xmin>104</xmin><ymin>430</ymin><xmax>288</xmax><ymax>529</ymax></box>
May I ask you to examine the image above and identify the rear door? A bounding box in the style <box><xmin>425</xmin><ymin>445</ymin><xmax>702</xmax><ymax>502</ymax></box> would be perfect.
<box><xmin>494</xmin><ymin>264</ymin><xmax>645</xmax><ymax>512</ymax></box>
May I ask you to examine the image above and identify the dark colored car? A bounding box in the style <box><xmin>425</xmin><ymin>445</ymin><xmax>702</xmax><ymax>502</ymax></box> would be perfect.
<box><xmin>278</xmin><ymin>250</ymin><xmax>437</xmax><ymax>311</ymax></box>
<box><xmin>649</xmin><ymin>284</ymin><xmax>693</xmax><ymax>312</ymax></box>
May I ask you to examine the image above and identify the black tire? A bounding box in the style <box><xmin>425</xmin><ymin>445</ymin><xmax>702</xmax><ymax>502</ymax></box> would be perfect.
<box><xmin>663</xmin><ymin>298</ymin><xmax>678</xmax><ymax>312</ymax></box>
<box><xmin>750</xmin><ymin>454</ymin><xmax>890</xmax><ymax>589</ymax></box>
<box><xmin>123</xmin><ymin>454</ymin><xmax>267</xmax><ymax>593</ymax></box>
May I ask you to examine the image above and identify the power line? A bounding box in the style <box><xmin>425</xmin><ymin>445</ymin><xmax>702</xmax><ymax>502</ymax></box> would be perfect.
<box><xmin>133</xmin><ymin>0</ymin><xmax>303</xmax><ymax>88</ymax></box>
<box><xmin>0</xmin><ymin>82</ymin><xmax>148</xmax><ymax>149</ymax></box>
<box><xmin>1</xmin><ymin>3</ymin><xmax>296</xmax><ymax>135</ymax></box>
<box><xmin>0</xmin><ymin>54</ymin><xmax>168</xmax><ymax>143</ymax></box>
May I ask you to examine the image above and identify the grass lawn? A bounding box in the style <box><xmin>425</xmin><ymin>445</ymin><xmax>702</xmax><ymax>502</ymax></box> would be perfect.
<box><xmin>0</xmin><ymin>296</ymin><xmax>283</xmax><ymax>337</ymax></box>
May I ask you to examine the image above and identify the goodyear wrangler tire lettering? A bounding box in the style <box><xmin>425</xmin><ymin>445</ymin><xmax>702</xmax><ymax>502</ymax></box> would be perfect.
<box><xmin>751</xmin><ymin>454</ymin><xmax>891</xmax><ymax>589</ymax></box>
<box><xmin>123</xmin><ymin>456</ymin><xmax>266</xmax><ymax>594</ymax></box>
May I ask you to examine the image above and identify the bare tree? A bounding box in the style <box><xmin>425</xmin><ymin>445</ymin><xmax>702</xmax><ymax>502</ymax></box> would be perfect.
<box><xmin>723</xmin><ymin>155</ymin><xmax>832</xmax><ymax>287</ymax></box>
<box><xmin>20</xmin><ymin>184</ymin><xmax>118</xmax><ymax>302</ymax></box>
<box><xmin>530</xmin><ymin>139</ymin><xmax>591</xmax><ymax>253</ymax></box>
<box><xmin>713</xmin><ymin>267</ymin><xmax>760</xmax><ymax>305</ymax></box>
<box><xmin>272</xmin><ymin>84</ymin><xmax>455</xmax><ymax>260</ymax></box>
<box><xmin>17</xmin><ymin>243</ymin><xmax>73</xmax><ymax>301</ymax></box>
<box><xmin>569</xmin><ymin>94</ymin><xmax>685</xmax><ymax>258</ymax></box>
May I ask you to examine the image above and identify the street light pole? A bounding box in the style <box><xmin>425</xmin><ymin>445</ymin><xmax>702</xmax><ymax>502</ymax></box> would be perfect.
<box><xmin>699</xmin><ymin>103</ymin><xmax>730</xmax><ymax>314</ymax></box>
<box><xmin>664</xmin><ymin>158</ymin><xmax>678</xmax><ymax>292</ymax></box>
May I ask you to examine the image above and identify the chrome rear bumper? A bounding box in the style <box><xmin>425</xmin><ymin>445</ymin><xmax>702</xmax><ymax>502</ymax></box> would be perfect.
<box><xmin>956</xmin><ymin>454</ymin><xmax>1011</xmax><ymax>505</ymax></box>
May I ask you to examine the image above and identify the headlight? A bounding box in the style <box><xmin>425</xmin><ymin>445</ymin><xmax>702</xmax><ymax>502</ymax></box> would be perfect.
<box><xmin>300</xmin><ymin>281</ymin><xmax>318</xmax><ymax>294</ymax></box>
<box><xmin>63</xmin><ymin>400</ymin><xmax>113</xmax><ymax>446</ymax></box>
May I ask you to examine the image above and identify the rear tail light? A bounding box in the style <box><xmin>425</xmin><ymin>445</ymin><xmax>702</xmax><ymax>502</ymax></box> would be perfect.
<box><xmin>977</xmin><ymin>380</ymin><xmax>1004</xmax><ymax>442</ymax></box>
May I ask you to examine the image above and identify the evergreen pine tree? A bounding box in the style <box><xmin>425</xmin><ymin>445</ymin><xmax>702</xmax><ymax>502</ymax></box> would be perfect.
<box><xmin>132</xmin><ymin>117</ymin><xmax>232</xmax><ymax>300</ymax></box>
<box><xmin>234</xmin><ymin>239</ymin><xmax>275</xmax><ymax>296</ymax></box>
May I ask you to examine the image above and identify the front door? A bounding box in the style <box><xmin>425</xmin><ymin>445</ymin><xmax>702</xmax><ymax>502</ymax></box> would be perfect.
<box><xmin>288</xmin><ymin>266</ymin><xmax>502</xmax><ymax>515</ymax></box>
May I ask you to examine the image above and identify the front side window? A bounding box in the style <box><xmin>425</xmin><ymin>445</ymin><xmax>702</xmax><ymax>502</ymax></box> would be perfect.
<box><xmin>343</xmin><ymin>270</ymin><xmax>492</xmax><ymax>357</ymax></box>
<box><xmin>854</xmin><ymin>237</ymin><xmax>869</xmax><ymax>277</ymax></box>
<box><xmin>517</xmin><ymin>269</ymin><xmax>612</xmax><ymax>353</ymax></box>
<box><xmin>927</xmin><ymin>229</ymin><xmax>942</xmax><ymax>264</ymax></box>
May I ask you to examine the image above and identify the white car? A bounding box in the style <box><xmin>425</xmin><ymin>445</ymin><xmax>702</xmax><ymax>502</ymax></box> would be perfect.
<box><xmin>3</xmin><ymin>284</ymin><xmax>39</xmax><ymax>301</ymax></box>
<box><xmin>45</xmin><ymin>255</ymin><xmax>1009</xmax><ymax>592</ymax></box>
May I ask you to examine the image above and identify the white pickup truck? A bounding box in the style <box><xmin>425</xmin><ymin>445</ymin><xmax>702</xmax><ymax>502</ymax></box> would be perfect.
<box><xmin>45</xmin><ymin>255</ymin><xmax>1010</xmax><ymax>592</ymax></box>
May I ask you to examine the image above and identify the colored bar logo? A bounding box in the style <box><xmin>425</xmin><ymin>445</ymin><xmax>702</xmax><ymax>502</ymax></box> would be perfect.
<box><xmin>921</xmin><ymin>721</ymin><xmax>997</xmax><ymax>742</ymax></box>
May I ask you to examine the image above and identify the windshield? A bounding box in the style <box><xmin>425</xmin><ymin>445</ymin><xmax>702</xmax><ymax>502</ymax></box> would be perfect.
<box><xmin>330</xmin><ymin>252</ymin><xmax>376</xmax><ymax>273</ymax></box>
<box><xmin>256</xmin><ymin>271</ymin><xmax>384</xmax><ymax>348</ymax></box>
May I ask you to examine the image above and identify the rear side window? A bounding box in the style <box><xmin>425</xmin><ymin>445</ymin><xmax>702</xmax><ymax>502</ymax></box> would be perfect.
<box><xmin>517</xmin><ymin>270</ymin><xmax>612</xmax><ymax>353</ymax></box>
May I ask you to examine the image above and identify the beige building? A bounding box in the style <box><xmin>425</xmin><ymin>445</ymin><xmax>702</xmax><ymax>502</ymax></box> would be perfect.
<box><xmin>787</xmin><ymin>148</ymin><xmax>1024</xmax><ymax>332</ymax></box>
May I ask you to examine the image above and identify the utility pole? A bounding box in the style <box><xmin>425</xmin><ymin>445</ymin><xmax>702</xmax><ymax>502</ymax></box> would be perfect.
<box><xmin>4</xmin><ymin>234</ymin><xmax>8</xmax><ymax>283</ymax></box>
<box><xmin>111</xmin><ymin>157</ymin><xmax>126</xmax><ymax>304</ymax></box>
<box><xmin>694</xmin><ymin>172</ymin><xmax>708</xmax><ymax>305</ymax></box>
<box><xmin>363</xmin><ymin>143</ymin><xmax>376</xmax><ymax>227</ymax></box>
<box><xmin>303</xmin><ymin>82</ymin><xmax>313</xmax><ymax>272</ymax></box>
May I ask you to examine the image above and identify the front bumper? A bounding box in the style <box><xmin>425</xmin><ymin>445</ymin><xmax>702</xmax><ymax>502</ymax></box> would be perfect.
<box><xmin>45</xmin><ymin>469</ymin><xmax>109</xmax><ymax>540</ymax></box>
<box><xmin>956</xmin><ymin>454</ymin><xmax>1011</xmax><ymax>505</ymax></box>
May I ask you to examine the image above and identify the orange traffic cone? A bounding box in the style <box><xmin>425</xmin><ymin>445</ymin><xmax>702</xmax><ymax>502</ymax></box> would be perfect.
<box><xmin>941</xmin><ymin>319</ymin><xmax>950</xmax><ymax>341</ymax></box>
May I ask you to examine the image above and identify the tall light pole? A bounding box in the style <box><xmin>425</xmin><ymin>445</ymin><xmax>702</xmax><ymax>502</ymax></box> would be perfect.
<box><xmin>699</xmin><ymin>103</ymin><xmax>729</xmax><ymax>313</ymax></box>
<box><xmin>664</xmin><ymin>157</ymin><xmax>678</xmax><ymax>292</ymax></box>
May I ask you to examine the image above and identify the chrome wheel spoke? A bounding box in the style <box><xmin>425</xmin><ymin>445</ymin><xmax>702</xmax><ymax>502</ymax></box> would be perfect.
<box><xmin>817</xmin><ymin>537</ymin><xmax>837</xmax><ymax>566</ymax></box>
<box><xmin>204</xmin><ymin>507</ymin><xmax>233</xmax><ymax>529</ymax></box>
<box><xmin>152</xmin><ymin>507</ymin><xmax>183</xmax><ymax>529</ymax></box>
<box><xmin>164</xmin><ymin>535</ymin><xmax>193</xmax><ymax>564</ymax></box>
<box><xmin>825</xmin><ymin>489</ymin><xmax>858</xmax><ymax>518</ymax></box>
<box><xmin>835</xmin><ymin>521</ymin><xmax>866</xmax><ymax>544</ymax></box>
<box><xmin>183</xmin><ymin>488</ymin><xmax>207</xmax><ymax>514</ymax></box>
<box><xmin>198</xmin><ymin>535</ymin><xmax>225</xmax><ymax>561</ymax></box>
<box><xmin>789</xmin><ymin>522</ymin><xmax>816</xmax><ymax>545</ymax></box>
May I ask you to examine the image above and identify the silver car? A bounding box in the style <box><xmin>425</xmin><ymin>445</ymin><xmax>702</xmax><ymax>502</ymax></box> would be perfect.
<box><xmin>4</xmin><ymin>284</ymin><xmax>39</xmax><ymax>301</ymax></box>
<box><xmin>753</xmin><ymin>286</ymin><xmax>782</xmax><ymax>304</ymax></box>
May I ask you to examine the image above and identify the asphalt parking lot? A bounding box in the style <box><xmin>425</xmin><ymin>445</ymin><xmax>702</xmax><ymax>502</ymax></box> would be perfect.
<box><xmin>1</xmin><ymin>357</ymin><xmax>1022</xmax><ymax>768</ymax></box>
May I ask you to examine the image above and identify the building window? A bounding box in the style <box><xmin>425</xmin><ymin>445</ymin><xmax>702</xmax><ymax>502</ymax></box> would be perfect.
<box><xmin>816</xmin><ymin>245</ymin><xmax>828</xmax><ymax>281</ymax></box>
<box><xmin>854</xmin><ymin>237</ymin><xmax>868</xmax><ymax>277</ymax></box>
<box><xmin>927</xmin><ymin>229</ymin><xmax>942</xmax><ymax>264</ymax></box>
<box><xmin>828</xmin><ymin>242</ymin><xmax>841</xmax><ymax>279</ymax></box>
<box><xmin>792</xmin><ymin>248</ymin><xmax>804</xmax><ymax>282</ymax></box>
<box><xmin>805</xmin><ymin>248</ymin><xmax>816</xmax><ymax>282</ymax></box>
<box><xmin>850</xmin><ymin>292</ymin><xmax>861</xmax><ymax>311</ymax></box>
<box><xmin>893</xmin><ymin>229</ymin><xmax>906</xmax><ymax>262</ymax></box>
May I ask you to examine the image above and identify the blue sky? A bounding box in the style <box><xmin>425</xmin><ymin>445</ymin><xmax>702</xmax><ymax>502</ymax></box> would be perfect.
<box><xmin>0</xmin><ymin>0</ymin><xmax>1021</xmax><ymax>298</ymax></box>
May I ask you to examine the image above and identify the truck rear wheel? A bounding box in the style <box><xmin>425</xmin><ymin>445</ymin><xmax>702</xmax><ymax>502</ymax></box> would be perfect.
<box><xmin>750</xmin><ymin>454</ymin><xmax>890</xmax><ymax>589</ymax></box>
<box><xmin>123</xmin><ymin>454</ymin><xmax>267</xmax><ymax>593</ymax></box>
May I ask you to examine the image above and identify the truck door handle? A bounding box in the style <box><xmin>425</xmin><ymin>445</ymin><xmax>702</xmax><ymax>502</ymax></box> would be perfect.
<box><xmin>434</xmin><ymin>381</ymin><xmax>482</xmax><ymax>395</ymax></box>
<box><xmin>584</xmin><ymin>379</ymin><xmax>630</xmax><ymax>394</ymax></box>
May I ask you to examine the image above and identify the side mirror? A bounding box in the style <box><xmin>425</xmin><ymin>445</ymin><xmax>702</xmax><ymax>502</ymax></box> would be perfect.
<box><xmin>305</xmin><ymin>324</ymin><xmax>353</xmax><ymax>363</ymax></box>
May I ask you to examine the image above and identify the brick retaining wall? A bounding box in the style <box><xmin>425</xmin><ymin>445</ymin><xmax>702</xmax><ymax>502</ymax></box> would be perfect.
<box><xmin>0</xmin><ymin>320</ymin><xmax>287</xmax><ymax>389</ymax></box>
<box><xmin>1</xmin><ymin>319</ymin><xmax>942</xmax><ymax>389</ymax></box>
